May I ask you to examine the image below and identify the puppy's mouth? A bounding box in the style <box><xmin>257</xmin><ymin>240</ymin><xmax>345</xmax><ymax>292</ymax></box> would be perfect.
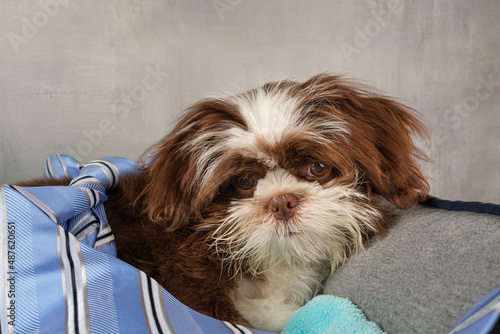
<box><xmin>266</xmin><ymin>215</ymin><xmax>305</xmax><ymax>237</ymax></box>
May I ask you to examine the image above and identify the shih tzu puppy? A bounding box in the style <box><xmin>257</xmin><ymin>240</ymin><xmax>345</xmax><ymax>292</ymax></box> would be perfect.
<box><xmin>26</xmin><ymin>73</ymin><xmax>429</xmax><ymax>332</ymax></box>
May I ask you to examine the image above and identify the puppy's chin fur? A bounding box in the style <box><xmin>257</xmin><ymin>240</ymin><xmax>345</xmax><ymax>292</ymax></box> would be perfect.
<box><xmin>22</xmin><ymin>73</ymin><xmax>429</xmax><ymax>332</ymax></box>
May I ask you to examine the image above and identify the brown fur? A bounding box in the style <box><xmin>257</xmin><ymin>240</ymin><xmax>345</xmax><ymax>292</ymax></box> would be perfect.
<box><xmin>17</xmin><ymin>73</ymin><xmax>429</xmax><ymax>327</ymax></box>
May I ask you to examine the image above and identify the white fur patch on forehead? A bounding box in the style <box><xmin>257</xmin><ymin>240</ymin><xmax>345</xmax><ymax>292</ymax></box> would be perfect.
<box><xmin>229</xmin><ymin>87</ymin><xmax>302</xmax><ymax>145</ymax></box>
<box><xmin>228</xmin><ymin>85</ymin><xmax>351</xmax><ymax>149</ymax></box>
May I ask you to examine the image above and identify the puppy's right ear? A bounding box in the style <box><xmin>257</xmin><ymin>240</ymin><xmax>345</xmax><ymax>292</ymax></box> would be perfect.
<box><xmin>137</xmin><ymin>98</ymin><xmax>244</xmax><ymax>231</ymax></box>
<box><xmin>137</xmin><ymin>130</ymin><xmax>197</xmax><ymax>231</ymax></box>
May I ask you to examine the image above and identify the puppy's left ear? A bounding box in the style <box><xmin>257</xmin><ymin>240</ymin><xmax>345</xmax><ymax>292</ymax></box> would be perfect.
<box><xmin>352</xmin><ymin>95</ymin><xmax>430</xmax><ymax>209</ymax></box>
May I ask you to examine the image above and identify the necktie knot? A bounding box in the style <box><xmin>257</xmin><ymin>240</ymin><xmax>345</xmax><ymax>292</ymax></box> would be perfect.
<box><xmin>42</xmin><ymin>154</ymin><xmax>141</xmax><ymax>253</ymax></box>
<box><xmin>45</xmin><ymin>154</ymin><xmax>141</xmax><ymax>193</ymax></box>
<box><xmin>69</xmin><ymin>160</ymin><xmax>122</xmax><ymax>193</ymax></box>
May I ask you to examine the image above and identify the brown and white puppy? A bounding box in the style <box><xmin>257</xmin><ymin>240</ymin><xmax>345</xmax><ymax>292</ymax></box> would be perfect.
<box><xmin>25</xmin><ymin>73</ymin><xmax>429</xmax><ymax>332</ymax></box>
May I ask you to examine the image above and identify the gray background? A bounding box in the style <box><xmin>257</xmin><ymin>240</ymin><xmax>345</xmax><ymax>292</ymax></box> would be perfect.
<box><xmin>1</xmin><ymin>0</ymin><xmax>499</xmax><ymax>204</ymax></box>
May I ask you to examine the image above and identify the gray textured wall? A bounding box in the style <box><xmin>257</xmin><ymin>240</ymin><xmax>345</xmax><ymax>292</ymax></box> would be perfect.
<box><xmin>1</xmin><ymin>0</ymin><xmax>499</xmax><ymax>204</ymax></box>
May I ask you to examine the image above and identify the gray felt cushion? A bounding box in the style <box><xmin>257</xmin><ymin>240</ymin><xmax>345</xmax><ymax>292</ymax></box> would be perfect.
<box><xmin>323</xmin><ymin>204</ymin><xmax>500</xmax><ymax>334</ymax></box>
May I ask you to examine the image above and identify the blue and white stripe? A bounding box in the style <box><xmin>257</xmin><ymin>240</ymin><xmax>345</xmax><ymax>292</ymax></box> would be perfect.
<box><xmin>57</xmin><ymin>226</ymin><xmax>90</xmax><ymax>334</ymax></box>
<box><xmin>138</xmin><ymin>271</ymin><xmax>175</xmax><ymax>334</ymax></box>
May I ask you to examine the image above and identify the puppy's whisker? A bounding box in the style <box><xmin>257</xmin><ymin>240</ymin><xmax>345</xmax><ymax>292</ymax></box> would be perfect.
<box><xmin>208</xmin><ymin>212</ymin><xmax>267</xmax><ymax>276</ymax></box>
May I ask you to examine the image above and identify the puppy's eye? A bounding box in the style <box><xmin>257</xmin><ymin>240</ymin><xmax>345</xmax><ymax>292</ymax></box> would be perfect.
<box><xmin>236</xmin><ymin>176</ymin><xmax>256</xmax><ymax>190</ymax></box>
<box><xmin>308</xmin><ymin>162</ymin><xmax>328</xmax><ymax>177</ymax></box>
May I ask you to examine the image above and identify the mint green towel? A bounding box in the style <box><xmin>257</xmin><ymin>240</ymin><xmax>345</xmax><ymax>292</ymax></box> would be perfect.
<box><xmin>281</xmin><ymin>295</ymin><xmax>386</xmax><ymax>334</ymax></box>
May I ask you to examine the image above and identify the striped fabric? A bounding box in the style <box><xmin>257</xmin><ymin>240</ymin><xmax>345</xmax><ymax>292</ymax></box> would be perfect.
<box><xmin>0</xmin><ymin>154</ymin><xmax>272</xmax><ymax>334</ymax></box>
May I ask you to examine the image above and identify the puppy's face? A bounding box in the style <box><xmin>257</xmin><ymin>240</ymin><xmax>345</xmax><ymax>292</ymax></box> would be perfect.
<box><xmin>140</xmin><ymin>74</ymin><xmax>428</xmax><ymax>275</ymax></box>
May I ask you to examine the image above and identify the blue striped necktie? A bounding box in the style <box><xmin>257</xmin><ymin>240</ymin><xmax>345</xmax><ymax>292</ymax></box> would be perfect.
<box><xmin>0</xmin><ymin>154</ymin><xmax>272</xmax><ymax>334</ymax></box>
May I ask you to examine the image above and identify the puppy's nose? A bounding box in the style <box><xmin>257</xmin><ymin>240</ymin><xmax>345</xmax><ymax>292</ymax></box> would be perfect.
<box><xmin>269</xmin><ymin>194</ymin><xmax>299</xmax><ymax>221</ymax></box>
